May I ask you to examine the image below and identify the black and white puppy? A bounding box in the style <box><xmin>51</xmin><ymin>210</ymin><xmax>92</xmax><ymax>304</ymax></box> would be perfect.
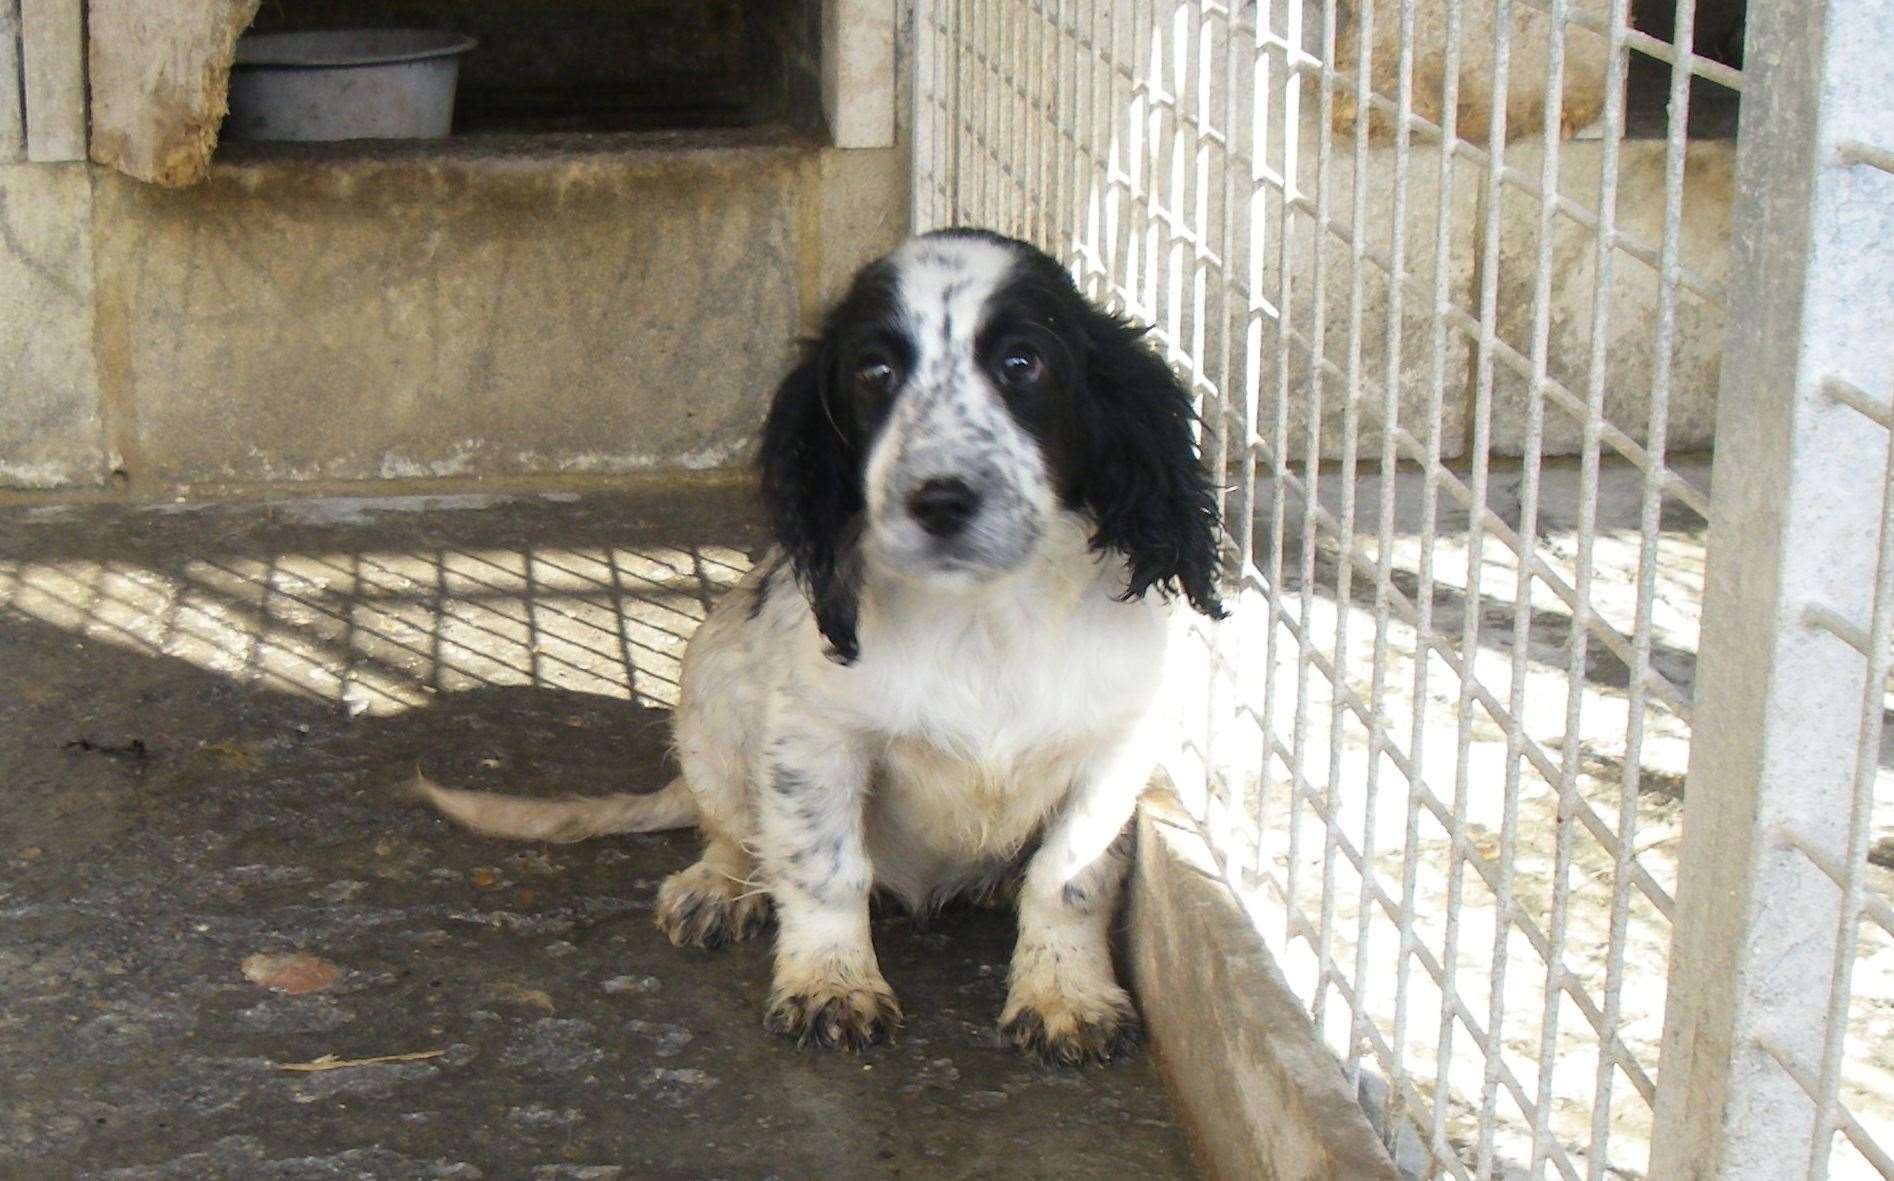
<box><xmin>419</xmin><ymin>229</ymin><xmax>1223</xmax><ymax>1064</ymax></box>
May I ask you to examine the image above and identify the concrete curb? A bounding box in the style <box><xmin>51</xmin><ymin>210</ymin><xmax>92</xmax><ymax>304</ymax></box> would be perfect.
<box><xmin>1131</xmin><ymin>785</ymin><xmax>1403</xmax><ymax>1181</ymax></box>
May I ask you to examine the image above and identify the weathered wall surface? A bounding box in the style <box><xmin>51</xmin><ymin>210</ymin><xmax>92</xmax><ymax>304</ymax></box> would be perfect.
<box><xmin>1333</xmin><ymin>0</ymin><xmax>1615</xmax><ymax>144</ymax></box>
<box><xmin>0</xmin><ymin>162</ymin><xmax>107</xmax><ymax>487</ymax></box>
<box><xmin>0</xmin><ymin>122</ymin><xmax>1725</xmax><ymax>491</ymax></box>
<box><xmin>1262</xmin><ymin>108</ymin><xmax>1733</xmax><ymax>462</ymax></box>
<box><xmin>0</xmin><ymin>135</ymin><xmax>904</xmax><ymax>494</ymax></box>
<box><xmin>1487</xmin><ymin>136</ymin><xmax>1734</xmax><ymax>457</ymax></box>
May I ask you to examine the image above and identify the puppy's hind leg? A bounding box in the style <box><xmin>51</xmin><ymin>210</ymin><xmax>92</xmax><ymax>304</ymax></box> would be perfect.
<box><xmin>655</xmin><ymin>833</ymin><xmax>772</xmax><ymax>949</ymax></box>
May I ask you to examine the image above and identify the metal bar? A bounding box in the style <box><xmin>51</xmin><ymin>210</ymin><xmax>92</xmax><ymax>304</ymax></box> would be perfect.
<box><xmin>1530</xmin><ymin>1</ymin><xmax>1605</xmax><ymax>1167</ymax></box>
<box><xmin>1586</xmin><ymin>0</ymin><xmax>1699</xmax><ymax>1171</ymax></box>
<box><xmin>1268</xmin><ymin>235</ymin><xmax>1715</xmax><ymax>517</ymax></box>
<box><xmin>1782</xmin><ymin>825</ymin><xmax>1894</xmax><ymax>946</ymax></box>
<box><xmin>1253</xmin><ymin>0</ymin><xmax>1299</xmax><ymax>914</ymax></box>
<box><xmin>1280</xmin><ymin>126</ymin><xmax>1730</xmax><ymax>319</ymax></box>
<box><xmin>1242</xmin><ymin>385</ymin><xmax>1701</xmax><ymax>722</ymax></box>
<box><xmin>1501</xmin><ymin>0</ymin><xmax>1747</xmax><ymax>92</ymax></box>
<box><xmin>1825</xmin><ymin>375</ymin><xmax>1893</xmax><ymax>430</ymax></box>
<box><xmin>1261</xmin><ymin>714</ymin><xmax>1659</xmax><ymax>1115</ymax></box>
<box><xmin>1238</xmin><ymin>559</ymin><xmax>1683</xmax><ymax>937</ymax></box>
<box><xmin>1255</xmin><ymin>459</ymin><xmax>1682</xmax><ymax>923</ymax></box>
<box><xmin>1462</xmin><ymin>10</ymin><xmax>1522</xmax><ymax>1158</ymax></box>
<box><xmin>1330</xmin><ymin>0</ymin><xmax>1377</xmax><ymax>1087</ymax></box>
<box><xmin>1835</xmin><ymin>137</ymin><xmax>1894</xmax><ymax>175</ymax></box>
<box><xmin>1300</xmin><ymin>0</ymin><xmax>1341</xmax><ymax>1042</ymax></box>
<box><xmin>1255</xmin><ymin>580</ymin><xmax>1678</xmax><ymax>960</ymax></box>
<box><xmin>1385</xmin><ymin>0</ymin><xmax>1440</xmax><ymax>1152</ymax></box>
<box><xmin>1419</xmin><ymin>0</ymin><xmax>1474</xmax><ymax>1163</ymax></box>
<box><xmin>1349</xmin><ymin>0</ymin><xmax>1413</xmax><ymax>1123</ymax></box>
<box><xmin>1756</xmin><ymin>1030</ymin><xmax>1894</xmax><ymax>1181</ymax></box>
<box><xmin>1202</xmin><ymin>0</ymin><xmax>1249</xmax><ymax>883</ymax></box>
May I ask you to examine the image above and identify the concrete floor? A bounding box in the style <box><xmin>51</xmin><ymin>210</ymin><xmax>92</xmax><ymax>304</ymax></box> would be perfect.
<box><xmin>0</xmin><ymin>485</ymin><xmax>1200</xmax><ymax>1179</ymax></box>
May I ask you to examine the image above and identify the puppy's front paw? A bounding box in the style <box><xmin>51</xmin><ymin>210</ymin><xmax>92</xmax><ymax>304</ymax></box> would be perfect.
<box><xmin>1000</xmin><ymin>985</ymin><xmax>1142</xmax><ymax>1067</ymax></box>
<box><xmin>765</xmin><ymin>976</ymin><xmax>904</xmax><ymax>1051</ymax></box>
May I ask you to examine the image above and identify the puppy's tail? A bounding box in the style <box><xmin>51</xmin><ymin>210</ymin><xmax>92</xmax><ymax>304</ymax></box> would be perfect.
<box><xmin>410</xmin><ymin>772</ymin><xmax>697</xmax><ymax>843</ymax></box>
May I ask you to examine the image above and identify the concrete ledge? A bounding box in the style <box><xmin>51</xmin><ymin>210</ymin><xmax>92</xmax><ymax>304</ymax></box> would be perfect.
<box><xmin>1131</xmin><ymin>785</ymin><xmax>1402</xmax><ymax>1181</ymax></box>
<box><xmin>91</xmin><ymin>133</ymin><xmax>811</xmax><ymax>487</ymax></box>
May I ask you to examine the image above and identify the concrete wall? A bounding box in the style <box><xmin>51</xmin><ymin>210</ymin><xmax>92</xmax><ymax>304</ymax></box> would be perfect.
<box><xmin>0</xmin><ymin>116</ymin><xmax>1731</xmax><ymax>492</ymax></box>
<box><xmin>1</xmin><ymin>0</ymin><xmax>904</xmax><ymax>496</ymax></box>
<box><xmin>0</xmin><ymin>133</ymin><xmax>905</xmax><ymax>494</ymax></box>
<box><xmin>1259</xmin><ymin>108</ymin><xmax>1734</xmax><ymax>464</ymax></box>
<box><xmin>0</xmin><ymin>0</ymin><xmax>1732</xmax><ymax>493</ymax></box>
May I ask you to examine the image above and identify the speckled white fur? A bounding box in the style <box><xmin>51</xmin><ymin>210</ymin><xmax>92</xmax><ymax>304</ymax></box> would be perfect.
<box><xmin>420</xmin><ymin>234</ymin><xmax>1179</xmax><ymax>1060</ymax></box>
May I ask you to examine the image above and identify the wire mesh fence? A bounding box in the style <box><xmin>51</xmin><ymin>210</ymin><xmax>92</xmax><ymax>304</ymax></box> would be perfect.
<box><xmin>912</xmin><ymin>0</ymin><xmax>1890</xmax><ymax>1177</ymax></box>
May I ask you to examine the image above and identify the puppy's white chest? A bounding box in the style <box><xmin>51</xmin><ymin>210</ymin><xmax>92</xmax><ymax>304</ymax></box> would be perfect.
<box><xmin>849</xmin><ymin>584</ymin><xmax>1165</xmax><ymax>882</ymax></box>
<box><xmin>855</xmin><ymin>585</ymin><xmax>1163</xmax><ymax>758</ymax></box>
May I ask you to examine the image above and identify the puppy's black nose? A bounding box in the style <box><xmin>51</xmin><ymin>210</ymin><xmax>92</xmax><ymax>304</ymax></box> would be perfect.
<box><xmin>908</xmin><ymin>477</ymin><xmax>982</xmax><ymax>538</ymax></box>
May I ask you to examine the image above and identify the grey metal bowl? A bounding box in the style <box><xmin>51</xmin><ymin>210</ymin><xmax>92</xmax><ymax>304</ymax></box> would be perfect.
<box><xmin>226</xmin><ymin>29</ymin><xmax>479</xmax><ymax>142</ymax></box>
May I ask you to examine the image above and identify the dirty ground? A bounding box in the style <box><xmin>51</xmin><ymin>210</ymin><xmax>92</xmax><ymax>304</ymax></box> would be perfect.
<box><xmin>0</xmin><ymin>486</ymin><xmax>1199</xmax><ymax>1180</ymax></box>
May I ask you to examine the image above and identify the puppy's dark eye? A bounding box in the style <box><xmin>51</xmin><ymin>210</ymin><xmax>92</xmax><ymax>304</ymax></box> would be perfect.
<box><xmin>854</xmin><ymin>358</ymin><xmax>898</xmax><ymax>398</ymax></box>
<box><xmin>997</xmin><ymin>345</ymin><xmax>1046</xmax><ymax>389</ymax></box>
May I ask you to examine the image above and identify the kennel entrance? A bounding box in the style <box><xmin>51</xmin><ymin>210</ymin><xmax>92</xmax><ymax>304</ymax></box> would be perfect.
<box><xmin>28</xmin><ymin>0</ymin><xmax>892</xmax><ymax>180</ymax></box>
<box><xmin>913</xmin><ymin>0</ymin><xmax>1893</xmax><ymax>1176</ymax></box>
<box><xmin>240</xmin><ymin>0</ymin><xmax>822</xmax><ymax>137</ymax></box>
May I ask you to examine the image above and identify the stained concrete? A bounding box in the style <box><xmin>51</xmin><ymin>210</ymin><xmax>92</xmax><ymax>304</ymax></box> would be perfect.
<box><xmin>91</xmin><ymin>132</ymin><xmax>881</xmax><ymax>488</ymax></box>
<box><xmin>1259</xmin><ymin>110</ymin><xmax>1732</xmax><ymax>462</ymax></box>
<box><xmin>0</xmin><ymin>126</ymin><xmax>905</xmax><ymax>496</ymax></box>
<box><xmin>0</xmin><ymin>487</ymin><xmax>1199</xmax><ymax>1179</ymax></box>
<box><xmin>0</xmin><ymin>162</ymin><xmax>108</xmax><ymax>488</ymax></box>
<box><xmin>1132</xmin><ymin>790</ymin><xmax>1401</xmax><ymax>1181</ymax></box>
<box><xmin>1486</xmin><ymin>136</ymin><xmax>1735</xmax><ymax>457</ymax></box>
<box><xmin>1333</xmin><ymin>0</ymin><xmax>1614</xmax><ymax>144</ymax></box>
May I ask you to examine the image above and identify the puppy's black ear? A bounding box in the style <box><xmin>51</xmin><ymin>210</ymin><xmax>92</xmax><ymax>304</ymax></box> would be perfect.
<box><xmin>757</xmin><ymin>347</ymin><xmax>866</xmax><ymax>663</ymax></box>
<box><xmin>1074</xmin><ymin>312</ymin><xmax>1226</xmax><ymax>618</ymax></box>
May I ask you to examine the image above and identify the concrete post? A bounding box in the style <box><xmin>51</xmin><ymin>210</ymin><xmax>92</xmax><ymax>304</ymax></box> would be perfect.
<box><xmin>1649</xmin><ymin>0</ymin><xmax>1894</xmax><ymax>1177</ymax></box>
<box><xmin>0</xmin><ymin>0</ymin><xmax>25</xmax><ymax>161</ymax></box>
<box><xmin>19</xmin><ymin>0</ymin><xmax>83</xmax><ymax>161</ymax></box>
<box><xmin>824</xmin><ymin>0</ymin><xmax>897</xmax><ymax>148</ymax></box>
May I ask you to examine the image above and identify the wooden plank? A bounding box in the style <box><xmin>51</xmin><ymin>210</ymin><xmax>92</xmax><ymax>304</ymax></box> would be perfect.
<box><xmin>88</xmin><ymin>0</ymin><xmax>260</xmax><ymax>186</ymax></box>
<box><xmin>0</xmin><ymin>0</ymin><xmax>25</xmax><ymax>161</ymax></box>
<box><xmin>19</xmin><ymin>0</ymin><xmax>84</xmax><ymax>162</ymax></box>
